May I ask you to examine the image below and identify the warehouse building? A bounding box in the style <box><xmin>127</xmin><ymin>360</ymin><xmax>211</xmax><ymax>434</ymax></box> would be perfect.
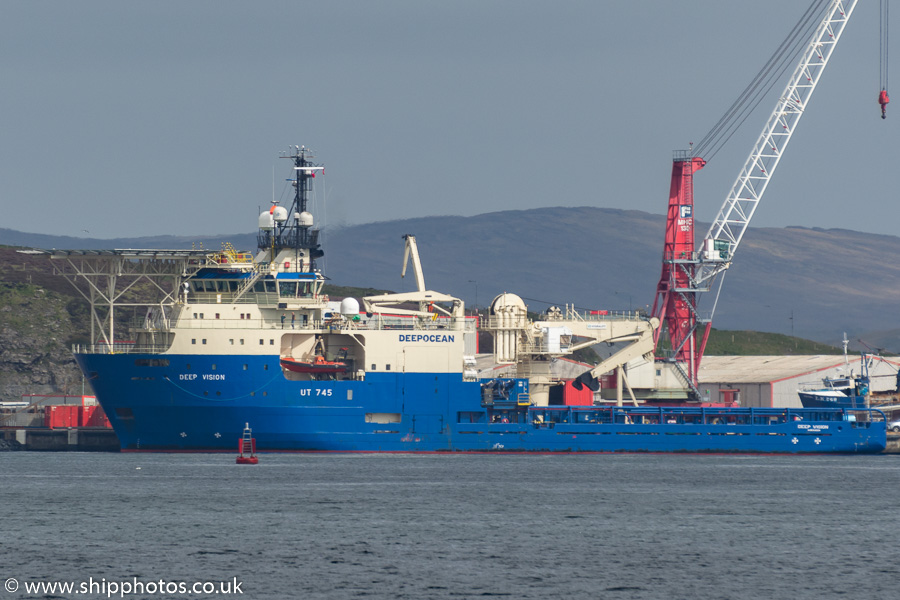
<box><xmin>698</xmin><ymin>355</ymin><xmax>900</xmax><ymax>408</ymax></box>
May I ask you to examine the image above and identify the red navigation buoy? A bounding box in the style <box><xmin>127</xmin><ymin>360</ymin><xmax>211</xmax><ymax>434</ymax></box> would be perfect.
<box><xmin>236</xmin><ymin>422</ymin><xmax>259</xmax><ymax>465</ymax></box>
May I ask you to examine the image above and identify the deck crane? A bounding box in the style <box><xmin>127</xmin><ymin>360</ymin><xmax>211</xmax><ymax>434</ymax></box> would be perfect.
<box><xmin>652</xmin><ymin>0</ymin><xmax>859</xmax><ymax>399</ymax></box>
<box><xmin>363</xmin><ymin>234</ymin><xmax>466</xmax><ymax>319</ymax></box>
<box><xmin>401</xmin><ymin>234</ymin><xmax>427</xmax><ymax>293</ymax></box>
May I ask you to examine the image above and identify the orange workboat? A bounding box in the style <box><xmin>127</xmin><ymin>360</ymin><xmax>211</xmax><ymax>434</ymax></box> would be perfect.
<box><xmin>280</xmin><ymin>355</ymin><xmax>348</xmax><ymax>374</ymax></box>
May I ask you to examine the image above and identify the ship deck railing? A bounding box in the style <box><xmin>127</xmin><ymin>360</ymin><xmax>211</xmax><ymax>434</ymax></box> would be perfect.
<box><xmin>525</xmin><ymin>405</ymin><xmax>886</xmax><ymax>427</ymax></box>
<box><xmin>128</xmin><ymin>314</ymin><xmax>475</xmax><ymax>333</ymax></box>
<box><xmin>482</xmin><ymin>309</ymin><xmax>647</xmax><ymax>330</ymax></box>
<box><xmin>73</xmin><ymin>343</ymin><xmax>173</xmax><ymax>355</ymax></box>
<box><xmin>187</xmin><ymin>292</ymin><xmax>308</xmax><ymax>305</ymax></box>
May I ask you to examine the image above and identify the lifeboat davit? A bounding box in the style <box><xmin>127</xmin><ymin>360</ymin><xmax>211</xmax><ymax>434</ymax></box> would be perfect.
<box><xmin>280</xmin><ymin>355</ymin><xmax>349</xmax><ymax>374</ymax></box>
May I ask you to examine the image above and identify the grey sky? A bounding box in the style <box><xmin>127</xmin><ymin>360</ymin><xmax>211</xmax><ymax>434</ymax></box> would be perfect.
<box><xmin>2</xmin><ymin>1</ymin><xmax>895</xmax><ymax>238</ymax></box>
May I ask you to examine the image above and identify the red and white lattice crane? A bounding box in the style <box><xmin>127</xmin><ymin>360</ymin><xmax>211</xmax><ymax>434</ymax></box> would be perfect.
<box><xmin>652</xmin><ymin>0</ymin><xmax>860</xmax><ymax>398</ymax></box>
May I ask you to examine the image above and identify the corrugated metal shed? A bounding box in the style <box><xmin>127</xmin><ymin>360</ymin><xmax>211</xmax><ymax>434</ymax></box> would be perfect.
<box><xmin>699</xmin><ymin>355</ymin><xmax>900</xmax><ymax>408</ymax></box>
<box><xmin>699</xmin><ymin>355</ymin><xmax>853</xmax><ymax>384</ymax></box>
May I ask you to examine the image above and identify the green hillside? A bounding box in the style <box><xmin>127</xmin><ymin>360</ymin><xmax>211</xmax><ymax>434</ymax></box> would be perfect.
<box><xmin>704</xmin><ymin>328</ymin><xmax>843</xmax><ymax>356</ymax></box>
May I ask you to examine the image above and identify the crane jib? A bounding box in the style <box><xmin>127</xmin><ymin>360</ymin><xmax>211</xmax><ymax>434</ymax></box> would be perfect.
<box><xmin>653</xmin><ymin>0</ymin><xmax>860</xmax><ymax>393</ymax></box>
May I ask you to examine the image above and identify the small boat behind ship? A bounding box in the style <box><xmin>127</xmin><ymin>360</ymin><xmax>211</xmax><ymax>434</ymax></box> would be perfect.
<box><xmin>798</xmin><ymin>375</ymin><xmax>869</xmax><ymax>409</ymax></box>
<box><xmin>798</xmin><ymin>336</ymin><xmax>870</xmax><ymax>409</ymax></box>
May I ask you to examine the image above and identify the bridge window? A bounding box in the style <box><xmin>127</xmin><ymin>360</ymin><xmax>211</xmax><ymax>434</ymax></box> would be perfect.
<box><xmin>279</xmin><ymin>282</ymin><xmax>298</xmax><ymax>297</ymax></box>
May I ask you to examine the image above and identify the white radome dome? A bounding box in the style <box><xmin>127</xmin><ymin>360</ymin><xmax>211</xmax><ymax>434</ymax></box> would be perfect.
<box><xmin>340</xmin><ymin>297</ymin><xmax>360</xmax><ymax>317</ymax></box>
<box><xmin>272</xmin><ymin>206</ymin><xmax>289</xmax><ymax>222</ymax></box>
<box><xmin>258</xmin><ymin>211</ymin><xmax>275</xmax><ymax>230</ymax></box>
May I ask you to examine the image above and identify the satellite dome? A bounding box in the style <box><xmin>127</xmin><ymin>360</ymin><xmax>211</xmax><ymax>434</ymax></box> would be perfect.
<box><xmin>272</xmin><ymin>206</ymin><xmax>288</xmax><ymax>222</ymax></box>
<box><xmin>298</xmin><ymin>211</ymin><xmax>314</xmax><ymax>227</ymax></box>
<box><xmin>258</xmin><ymin>211</ymin><xmax>275</xmax><ymax>231</ymax></box>
<box><xmin>340</xmin><ymin>297</ymin><xmax>360</xmax><ymax>317</ymax></box>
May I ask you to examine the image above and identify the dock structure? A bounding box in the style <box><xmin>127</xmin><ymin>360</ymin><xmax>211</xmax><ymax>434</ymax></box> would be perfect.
<box><xmin>1</xmin><ymin>428</ymin><xmax>119</xmax><ymax>451</ymax></box>
<box><xmin>1</xmin><ymin>394</ymin><xmax>119</xmax><ymax>451</ymax></box>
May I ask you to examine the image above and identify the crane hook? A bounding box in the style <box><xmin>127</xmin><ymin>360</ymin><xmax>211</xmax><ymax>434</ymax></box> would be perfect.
<box><xmin>879</xmin><ymin>89</ymin><xmax>890</xmax><ymax>119</ymax></box>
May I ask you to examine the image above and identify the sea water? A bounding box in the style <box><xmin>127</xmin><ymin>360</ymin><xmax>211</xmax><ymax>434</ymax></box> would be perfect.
<box><xmin>1</xmin><ymin>452</ymin><xmax>898</xmax><ymax>600</ymax></box>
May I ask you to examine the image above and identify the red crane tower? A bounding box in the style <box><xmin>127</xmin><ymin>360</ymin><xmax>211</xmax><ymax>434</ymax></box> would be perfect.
<box><xmin>651</xmin><ymin>0</ymin><xmax>860</xmax><ymax>399</ymax></box>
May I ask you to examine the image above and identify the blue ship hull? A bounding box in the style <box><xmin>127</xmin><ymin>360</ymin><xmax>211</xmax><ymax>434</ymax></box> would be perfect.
<box><xmin>77</xmin><ymin>353</ymin><xmax>887</xmax><ymax>454</ymax></box>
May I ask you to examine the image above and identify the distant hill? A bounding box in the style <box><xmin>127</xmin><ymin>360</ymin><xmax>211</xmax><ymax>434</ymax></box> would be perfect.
<box><xmin>704</xmin><ymin>329</ymin><xmax>843</xmax><ymax>356</ymax></box>
<box><xmin>0</xmin><ymin>227</ymin><xmax>257</xmax><ymax>253</ymax></box>
<box><xmin>319</xmin><ymin>207</ymin><xmax>900</xmax><ymax>350</ymax></box>
<box><xmin>4</xmin><ymin>206</ymin><xmax>900</xmax><ymax>350</ymax></box>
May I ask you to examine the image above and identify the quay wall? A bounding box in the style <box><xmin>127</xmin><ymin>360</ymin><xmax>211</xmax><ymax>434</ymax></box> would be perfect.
<box><xmin>1</xmin><ymin>428</ymin><xmax>119</xmax><ymax>451</ymax></box>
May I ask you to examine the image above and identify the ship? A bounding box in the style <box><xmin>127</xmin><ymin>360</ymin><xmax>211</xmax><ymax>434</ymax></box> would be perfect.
<box><xmin>798</xmin><ymin>374</ymin><xmax>869</xmax><ymax>410</ymax></box>
<box><xmin>797</xmin><ymin>336</ymin><xmax>871</xmax><ymax>410</ymax></box>
<box><xmin>52</xmin><ymin>147</ymin><xmax>886</xmax><ymax>453</ymax></box>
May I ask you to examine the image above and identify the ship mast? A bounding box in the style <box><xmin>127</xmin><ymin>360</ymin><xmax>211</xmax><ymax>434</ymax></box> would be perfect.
<box><xmin>257</xmin><ymin>145</ymin><xmax>325</xmax><ymax>271</ymax></box>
